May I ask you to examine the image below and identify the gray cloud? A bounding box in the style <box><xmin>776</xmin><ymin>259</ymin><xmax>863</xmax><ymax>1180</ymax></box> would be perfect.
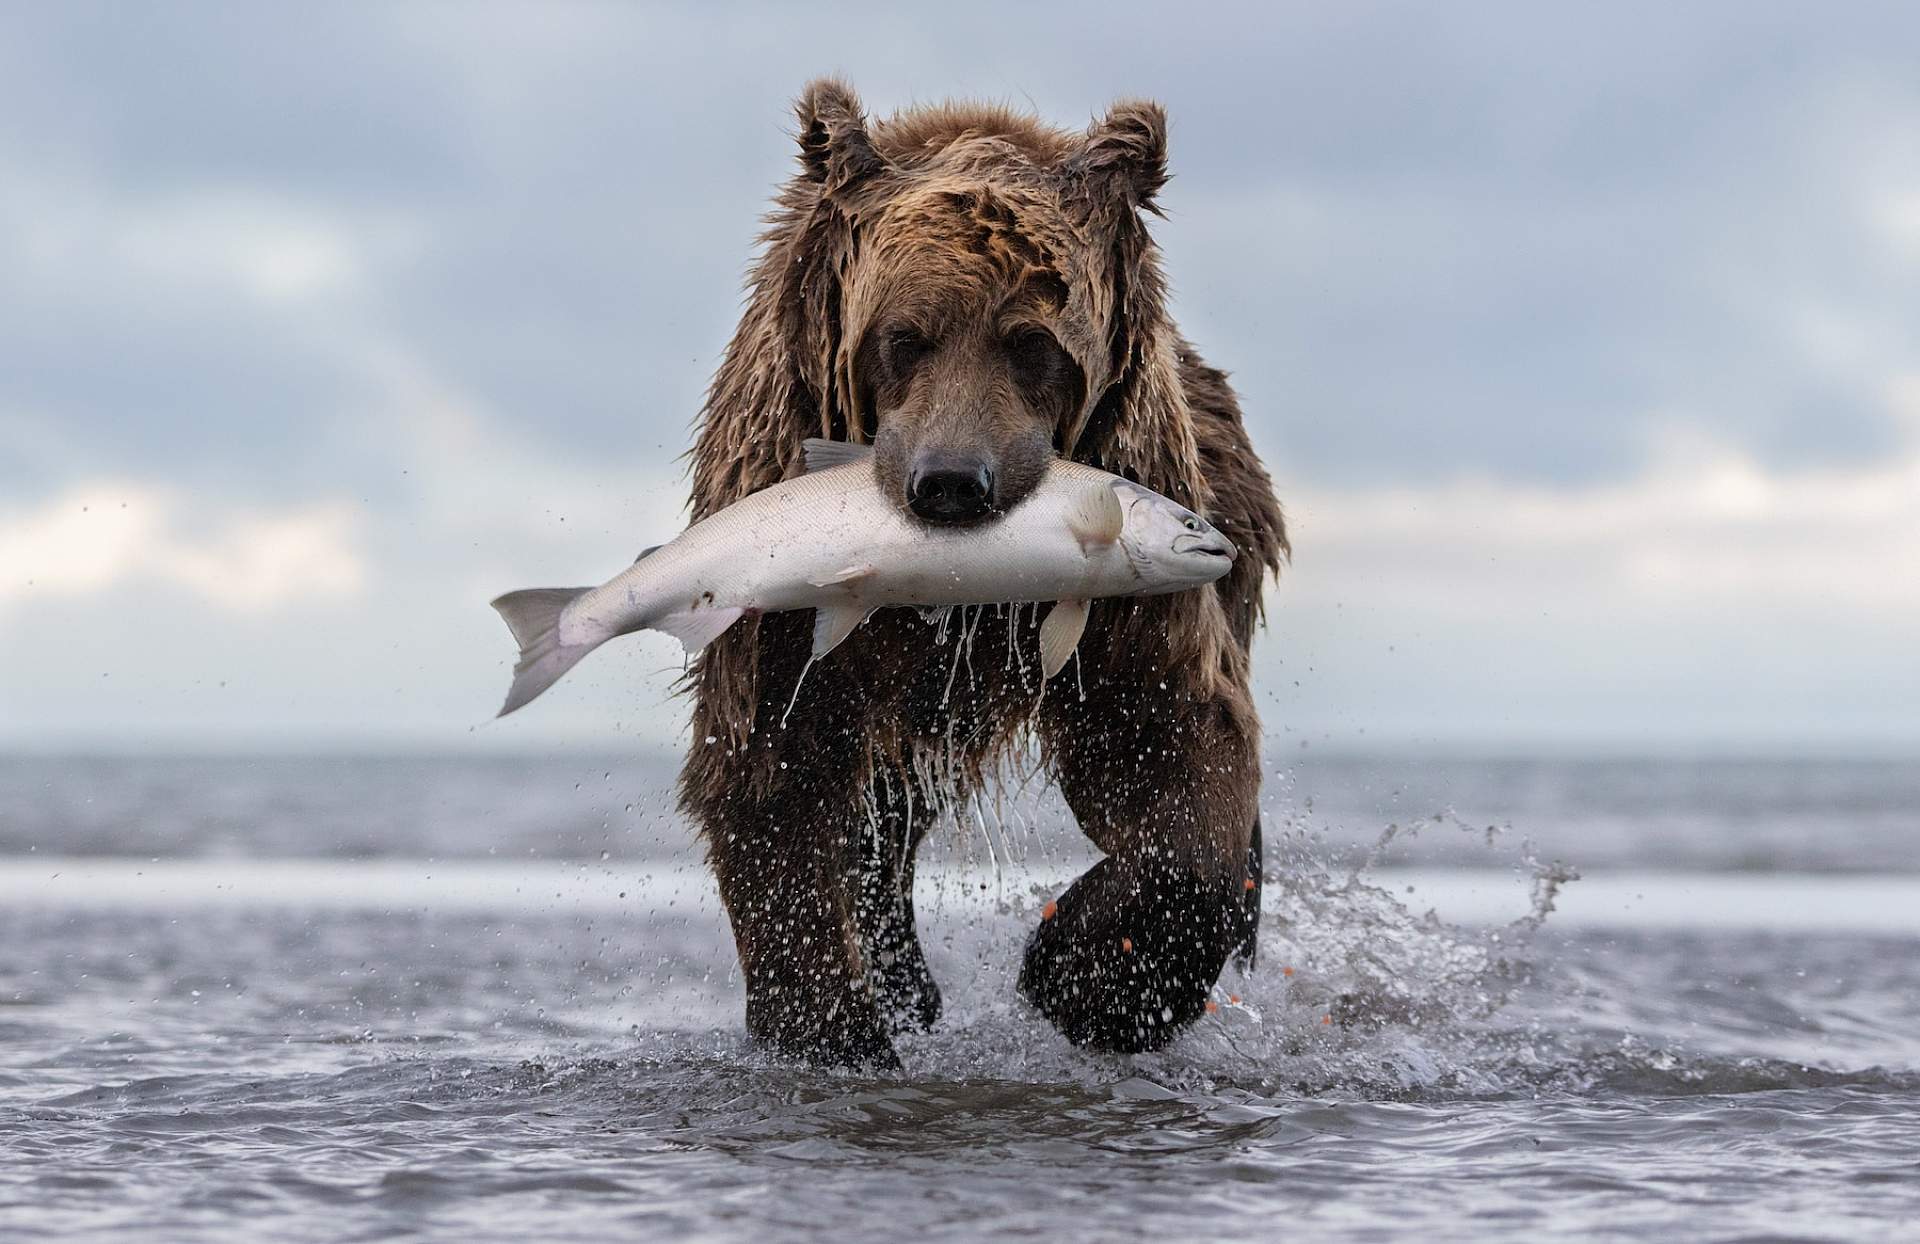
<box><xmin>3</xmin><ymin>1</ymin><xmax>1918</xmax><ymax>748</ymax></box>
<box><xmin>9</xmin><ymin>1</ymin><xmax>1917</xmax><ymax>486</ymax></box>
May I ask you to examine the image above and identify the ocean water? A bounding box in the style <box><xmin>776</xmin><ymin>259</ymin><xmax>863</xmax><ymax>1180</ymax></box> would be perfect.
<box><xmin>2</xmin><ymin>753</ymin><xmax>1918</xmax><ymax>1241</ymax></box>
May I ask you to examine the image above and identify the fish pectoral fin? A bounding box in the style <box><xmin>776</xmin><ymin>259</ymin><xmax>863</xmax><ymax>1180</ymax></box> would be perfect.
<box><xmin>652</xmin><ymin>604</ymin><xmax>745</xmax><ymax>653</ymax></box>
<box><xmin>811</xmin><ymin>604</ymin><xmax>868</xmax><ymax>659</ymax></box>
<box><xmin>802</xmin><ymin>438</ymin><xmax>875</xmax><ymax>474</ymax></box>
<box><xmin>1066</xmin><ymin>483</ymin><xmax>1125</xmax><ymax>554</ymax></box>
<box><xmin>1038</xmin><ymin>599</ymin><xmax>1090</xmax><ymax>680</ymax></box>
<box><xmin>808</xmin><ymin>563</ymin><xmax>876</xmax><ymax>588</ymax></box>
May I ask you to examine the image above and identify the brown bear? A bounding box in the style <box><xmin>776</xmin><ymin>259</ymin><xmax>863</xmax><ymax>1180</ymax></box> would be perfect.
<box><xmin>679</xmin><ymin>79</ymin><xmax>1287</xmax><ymax>1067</ymax></box>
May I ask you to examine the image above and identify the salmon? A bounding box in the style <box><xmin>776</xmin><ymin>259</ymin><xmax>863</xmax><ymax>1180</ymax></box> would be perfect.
<box><xmin>490</xmin><ymin>439</ymin><xmax>1236</xmax><ymax>716</ymax></box>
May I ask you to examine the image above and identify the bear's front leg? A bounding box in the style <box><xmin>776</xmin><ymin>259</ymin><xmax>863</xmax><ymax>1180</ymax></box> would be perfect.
<box><xmin>683</xmin><ymin>630</ymin><xmax>898</xmax><ymax>1069</ymax></box>
<box><xmin>695</xmin><ymin>767</ymin><xmax>898</xmax><ymax>1068</ymax></box>
<box><xmin>853</xmin><ymin>769</ymin><xmax>942</xmax><ymax>1034</ymax></box>
<box><xmin>1024</xmin><ymin>686</ymin><xmax>1262</xmax><ymax>1053</ymax></box>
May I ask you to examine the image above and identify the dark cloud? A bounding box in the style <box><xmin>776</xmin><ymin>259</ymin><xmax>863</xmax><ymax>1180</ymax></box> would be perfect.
<box><xmin>4</xmin><ymin>1</ymin><xmax>1919</xmax><ymax>748</ymax></box>
<box><xmin>3</xmin><ymin>3</ymin><xmax>1918</xmax><ymax>484</ymax></box>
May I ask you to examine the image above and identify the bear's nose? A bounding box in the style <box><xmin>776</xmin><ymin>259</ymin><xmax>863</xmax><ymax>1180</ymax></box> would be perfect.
<box><xmin>907</xmin><ymin>456</ymin><xmax>995</xmax><ymax>524</ymax></box>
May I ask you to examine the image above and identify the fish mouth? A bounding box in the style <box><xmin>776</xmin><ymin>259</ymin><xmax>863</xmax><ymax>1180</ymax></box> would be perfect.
<box><xmin>1175</xmin><ymin>534</ymin><xmax>1237</xmax><ymax>561</ymax></box>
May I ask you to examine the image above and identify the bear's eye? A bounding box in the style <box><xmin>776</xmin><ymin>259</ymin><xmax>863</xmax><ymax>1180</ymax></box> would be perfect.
<box><xmin>887</xmin><ymin>329</ymin><xmax>934</xmax><ymax>373</ymax></box>
<box><xmin>1004</xmin><ymin>329</ymin><xmax>1063</xmax><ymax>380</ymax></box>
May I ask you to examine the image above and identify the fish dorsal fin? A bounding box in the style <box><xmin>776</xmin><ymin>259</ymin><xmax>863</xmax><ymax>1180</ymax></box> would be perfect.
<box><xmin>802</xmin><ymin>438</ymin><xmax>875</xmax><ymax>474</ymax></box>
<box><xmin>1066</xmin><ymin>482</ymin><xmax>1125</xmax><ymax>554</ymax></box>
<box><xmin>811</xmin><ymin>604</ymin><xmax>868</xmax><ymax>659</ymax></box>
<box><xmin>634</xmin><ymin>543</ymin><xmax>661</xmax><ymax>563</ymax></box>
<box><xmin>1038</xmin><ymin>599</ymin><xmax>1090</xmax><ymax>679</ymax></box>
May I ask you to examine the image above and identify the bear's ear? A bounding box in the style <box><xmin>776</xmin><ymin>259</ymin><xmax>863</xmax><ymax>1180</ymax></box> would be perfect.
<box><xmin>795</xmin><ymin>77</ymin><xmax>886</xmax><ymax>191</ymax></box>
<box><xmin>1071</xmin><ymin>99</ymin><xmax>1170</xmax><ymax>216</ymax></box>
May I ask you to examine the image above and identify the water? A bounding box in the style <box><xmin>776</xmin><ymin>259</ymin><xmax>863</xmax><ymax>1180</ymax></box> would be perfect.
<box><xmin>8</xmin><ymin>751</ymin><xmax>1916</xmax><ymax>872</ymax></box>
<box><xmin>2</xmin><ymin>754</ymin><xmax>1918</xmax><ymax>1241</ymax></box>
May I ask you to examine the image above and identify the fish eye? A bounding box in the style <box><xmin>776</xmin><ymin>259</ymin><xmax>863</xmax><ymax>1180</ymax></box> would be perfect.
<box><xmin>1182</xmin><ymin>516</ymin><xmax>1203</xmax><ymax>532</ymax></box>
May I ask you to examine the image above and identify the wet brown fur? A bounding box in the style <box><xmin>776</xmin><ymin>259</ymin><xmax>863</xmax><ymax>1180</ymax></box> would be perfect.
<box><xmin>680</xmin><ymin>79</ymin><xmax>1287</xmax><ymax>1063</ymax></box>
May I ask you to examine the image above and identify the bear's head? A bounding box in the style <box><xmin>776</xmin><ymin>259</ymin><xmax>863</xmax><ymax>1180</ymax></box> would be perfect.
<box><xmin>782</xmin><ymin>79</ymin><xmax>1172</xmax><ymax>527</ymax></box>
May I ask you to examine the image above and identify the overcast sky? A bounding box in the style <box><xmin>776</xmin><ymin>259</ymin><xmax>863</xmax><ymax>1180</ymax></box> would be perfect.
<box><xmin>2</xmin><ymin>1</ymin><xmax>1917</xmax><ymax>753</ymax></box>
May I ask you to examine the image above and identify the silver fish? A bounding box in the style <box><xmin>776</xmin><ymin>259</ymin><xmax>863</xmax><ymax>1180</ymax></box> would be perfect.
<box><xmin>490</xmin><ymin>439</ymin><xmax>1236</xmax><ymax>716</ymax></box>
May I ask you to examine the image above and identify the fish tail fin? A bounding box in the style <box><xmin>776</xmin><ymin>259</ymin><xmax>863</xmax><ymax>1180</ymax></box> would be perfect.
<box><xmin>490</xmin><ymin>587</ymin><xmax>598</xmax><ymax>716</ymax></box>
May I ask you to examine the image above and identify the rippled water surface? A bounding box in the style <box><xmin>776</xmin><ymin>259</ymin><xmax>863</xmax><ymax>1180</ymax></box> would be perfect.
<box><xmin>2</xmin><ymin>755</ymin><xmax>1918</xmax><ymax>1241</ymax></box>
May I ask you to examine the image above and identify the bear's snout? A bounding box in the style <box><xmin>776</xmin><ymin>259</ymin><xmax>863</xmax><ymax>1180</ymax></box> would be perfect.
<box><xmin>907</xmin><ymin>452</ymin><xmax>996</xmax><ymax>524</ymax></box>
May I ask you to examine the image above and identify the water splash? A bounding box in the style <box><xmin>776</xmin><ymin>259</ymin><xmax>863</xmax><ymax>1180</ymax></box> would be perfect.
<box><xmin>886</xmin><ymin>792</ymin><xmax>1584</xmax><ymax>1099</ymax></box>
